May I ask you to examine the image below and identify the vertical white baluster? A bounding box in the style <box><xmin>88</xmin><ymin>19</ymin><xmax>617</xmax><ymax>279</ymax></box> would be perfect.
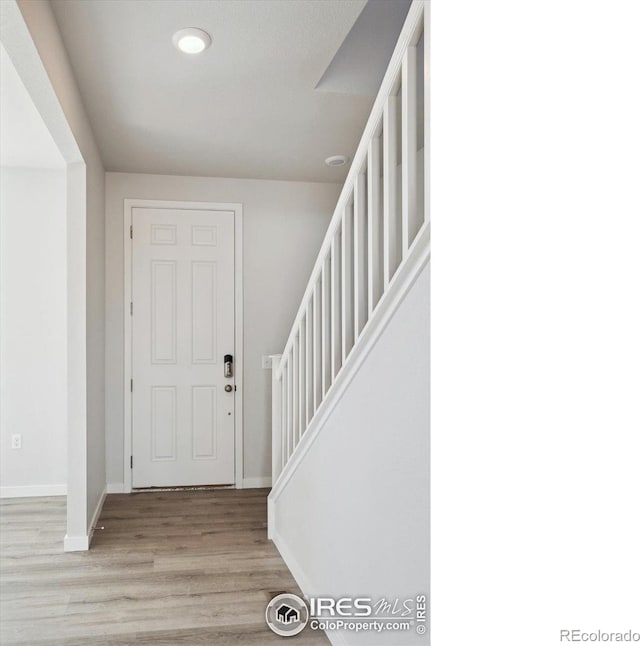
<box><xmin>292</xmin><ymin>334</ymin><xmax>298</xmax><ymax>455</ymax></box>
<box><xmin>402</xmin><ymin>45</ymin><xmax>418</xmax><ymax>255</ymax></box>
<box><xmin>321</xmin><ymin>257</ymin><xmax>331</xmax><ymax>395</ymax></box>
<box><xmin>281</xmin><ymin>357</ymin><xmax>288</xmax><ymax>469</ymax></box>
<box><xmin>354</xmin><ymin>172</ymin><xmax>367</xmax><ymax>339</ymax></box>
<box><xmin>286</xmin><ymin>354</ymin><xmax>292</xmax><ymax>463</ymax></box>
<box><xmin>367</xmin><ymin>135</ymin><xmax>382</xmax><ymax>315</ymax></box>
<box><xmin>313</xmin><ymin>282</ymin><xmax>321</xmax><ymax>412</ymax></box>
<box><xmin>271</xmin><ymin>355</ymin><xmax>283</xmax><ymax>482</ymax></box>
<box><xmin>384</xmin><ymin>92</ymin><xmax>400</xmax><ymax>286</ymax></box>
<box><xmin>341</xmin><ymin>203</ymin><xmax>354</xmax><ymax>362</ymax></box>
<box><xmin>298</xmin><ymin>319</ymin><xmax>305</xmax><ymax>443</ymax></box>
<box><xmin>305</xmin><ymin>302</ymin><xmax>312</xmax><ymax>427</ymax></box>
<box><xmin>331</xmin><ymin>229</ymin><xmax>342</xmax><ymax>379</ymax></box>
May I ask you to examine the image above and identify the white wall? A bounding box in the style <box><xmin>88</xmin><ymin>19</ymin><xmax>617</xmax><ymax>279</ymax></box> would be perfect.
<box><xmin>105</xmin><ymin>172</ymin><xmax>341</xmax><ymax>487</ymax></box>
<box><xmin>0</xmin><ymin>167</ymin><xmax>67</xmax><ymax>496</ymax></box>
<box><xmin>5</xmin><ymin>0</ymin><xmax>107</xmax><ymax>541</ymax></box>
<box><xmin>271</xmin><ymin>261</ymin><xmax>429</xmax><ymax>645</ymax></box>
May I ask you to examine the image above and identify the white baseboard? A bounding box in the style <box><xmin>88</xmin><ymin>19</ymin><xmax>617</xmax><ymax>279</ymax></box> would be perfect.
<box><xmin>270</xmin><ymin>527</ymin><xmax>314</xmax><ymax>603</ymax></box>
<box><xmin>64</xmin><ymin>534</ymin><xmax>89</xmax><ymax>551</ymax></box>
<box><xmin>243</xmin><ymin>477</ymin><xmax>272</xmax><ymax>489</ymax></box>
<box><xmin>270</xmin><ymin>522</ymin><xmax>347</xmax><ymax>646</ymax></box>
<box><xmin>64</xmin><ymin>485</ymin><xmax>107</xmax><ymax>553</ymax></box>
<box><xmin>106</xmin><ymin>483</ymin><xmax>125</xmax><ymax>494</ymax></box>
<box><xmin>270</xmin><ymin>525</ymin><xmax>339</xmax><ymax>644</ymax></box>
<box><xmin>267</xmin><ymin>496</ymin><xmax>275</xmax><ymax>540</ymax></box>
<box><xmin>0</xmin><ymin>484</ymin><xmax>66</xmax><ymax>498</ymax></box>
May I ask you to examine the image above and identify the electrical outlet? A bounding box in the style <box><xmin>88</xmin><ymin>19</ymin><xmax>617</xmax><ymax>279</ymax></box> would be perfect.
<box><xmin>262</xmin><ymin>355</ymin><xmax>273</xmax><ymax>369</ymax></box>
<box><xmin>11</xmin><ymin>434</ymin><xmax>21</xmax><ymax>450</ymax></box>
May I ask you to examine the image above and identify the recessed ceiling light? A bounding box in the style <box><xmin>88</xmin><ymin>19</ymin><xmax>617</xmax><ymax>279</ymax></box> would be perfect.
<box><xmin>325</xmin><ymin>155</ymin><xmax>349</xmax><ymax>167</ymax></box>
<box><xmin>172</xmin><ymin>28</ymin><xmax>211</xmax><ymax>54</ymax></box>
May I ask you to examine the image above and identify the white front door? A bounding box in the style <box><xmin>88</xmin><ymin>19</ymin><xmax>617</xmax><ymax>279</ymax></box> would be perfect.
<box><xmin>132</xmin><ymin>207</ymin><xmax>235</xmax><ymax>487</ymax></box>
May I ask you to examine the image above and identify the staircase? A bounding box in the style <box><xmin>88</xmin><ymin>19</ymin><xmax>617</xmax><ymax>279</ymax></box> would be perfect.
<box><xmin>268</xmin><ymin>2</ymin><xmax>430</xmax><ymax>643</ymax></box>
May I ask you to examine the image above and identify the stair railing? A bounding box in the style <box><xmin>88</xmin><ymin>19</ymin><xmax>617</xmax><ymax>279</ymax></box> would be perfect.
<box><xmin>271</xmin><ymin>0</ymin><xmax>429</xmax><ymax>484</ymax></box>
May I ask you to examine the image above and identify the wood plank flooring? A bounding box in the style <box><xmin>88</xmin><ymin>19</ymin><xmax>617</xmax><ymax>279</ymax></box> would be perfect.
<box><xmin>0</xmin><ymin>489</ymin><xmax>328</xmax><ymax>645</ymax></box>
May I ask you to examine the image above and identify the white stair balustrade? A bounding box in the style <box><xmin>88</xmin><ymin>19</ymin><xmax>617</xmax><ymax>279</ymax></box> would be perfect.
<box><xmin>270</xmin><ymin>0</ymin><xmax>429</xmax><ymax>486</ymax></box>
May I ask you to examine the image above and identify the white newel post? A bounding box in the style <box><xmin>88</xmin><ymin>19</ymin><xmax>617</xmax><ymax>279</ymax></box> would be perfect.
<box><xmin>270</xmin><ymin>355</ymin><xmax>283</xmax><ymax>485</ymax></box>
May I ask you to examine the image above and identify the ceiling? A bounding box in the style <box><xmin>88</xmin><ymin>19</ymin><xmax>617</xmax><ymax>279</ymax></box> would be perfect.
<box><xmin>316</xmin><ymin>0</ymin><xmax>411</xmax><ymax>96</ymax></box>
<box><xmin>50</xmin><ymin>0</ymin><xmax>380</xmax><ymax>183</ymax></box>
<box><xmin>0</xmin><ymin>43</ymin><xmax>65</xmax><ymax>169</ymax></box>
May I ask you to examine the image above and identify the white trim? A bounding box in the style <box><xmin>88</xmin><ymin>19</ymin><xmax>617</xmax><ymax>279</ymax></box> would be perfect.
<box><xmin>123</xmin><ymin>199</ymin><xmax>244</xmax><ymax>493</ymax></box>
<box><xmin>234</xmin><ymin>208</ymin><xmax>244</xmax><ymax>489</ymax></box>
<box><xmin>64</xmin><ymin>534</ymin><xmax>89</xmax><ymax>552</ymax></box>
<box><xmin>270</xmin><ymin>354</ymin><xmax>283</xmax><ymax>482</ymax></box>
<box><xmin>242</xmin><ymin>477</ymin><xmax>272</xmax><ymax>489</ymax></box>
<box><xmin>270</xmin><ymin>223</ymin><xmax>430</xmax><ymax>503</ymax></box>
<box><xmin>106</xmin><ymin>483</ymin><xmax>125</xmax><ymax>494</ymax></box>
<box><xmin>0</xmin><ymin>484</ymin><xmax>66</xmax><ymax>498</ymax></box>
<box><xmin>269</xmin><ymin>528</ymin><xmax>314</xmax><ymax>603</ymax></box>
<box><xmin>267</xmin><ymin>496</ymin><xmax>275</xmax><ymax>540</ymax></box>
<box><xmin>63</xmin><ymin>484</ymin><xmax>107</xmax><ymax>552</ymax></box>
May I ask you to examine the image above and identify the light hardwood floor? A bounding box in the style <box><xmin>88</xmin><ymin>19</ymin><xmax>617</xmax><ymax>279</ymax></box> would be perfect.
<box><xmin>0</xmin><ymin>489</ymin><xmax>328</xmax><ymax>645</ymax></box>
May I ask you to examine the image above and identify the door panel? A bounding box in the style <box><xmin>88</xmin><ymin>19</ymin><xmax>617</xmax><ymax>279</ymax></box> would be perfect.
<box><xmin>132</xmin><ymin>208</ymin><xmax>235</xmax><ymax>487</ymax></box>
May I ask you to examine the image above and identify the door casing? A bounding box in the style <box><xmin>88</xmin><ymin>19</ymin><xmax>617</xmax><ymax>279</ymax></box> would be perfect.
<box><xmin>123</xmin><ymin>199</ymin><xmax>243</xmax><ymax>492</ymax></box>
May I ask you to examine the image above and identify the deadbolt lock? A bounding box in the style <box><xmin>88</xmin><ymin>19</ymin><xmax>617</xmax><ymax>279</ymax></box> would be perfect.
<box><xmin>224</xmin><ymin>384</ymin><xmax>233</xmax><ymax>393</ymax></box>
<box><xmin>224</xmin><ymin>354</ymin><xmax>233</xmax><ymax>378</ymax></box>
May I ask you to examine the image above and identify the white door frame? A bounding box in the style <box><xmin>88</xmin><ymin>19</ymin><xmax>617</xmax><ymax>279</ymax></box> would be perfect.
<box><xmin>123</xmin><ymin>199</ymin><xmax>244</xmax><ymax>492</ymax></box>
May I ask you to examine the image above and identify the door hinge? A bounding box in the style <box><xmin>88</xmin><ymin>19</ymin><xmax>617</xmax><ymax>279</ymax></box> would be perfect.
<box><xmin>130</xmin><ymin>301</ymin><xmax>133</xmax><ymax>316</ymax></box>
<box><xmin>130</xmin><ymin>455</ymin><xmax>133</xmax><ymax>469</ymax></box>
<box><xmin>130</xmin><ymin>378</ymin><xmax>133</xmax><ymax>392</ymax></box>
<box><xmin>130</xmin><ymin>225</ymin><xmax>133</xmax><ymax>239</ymax></box>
